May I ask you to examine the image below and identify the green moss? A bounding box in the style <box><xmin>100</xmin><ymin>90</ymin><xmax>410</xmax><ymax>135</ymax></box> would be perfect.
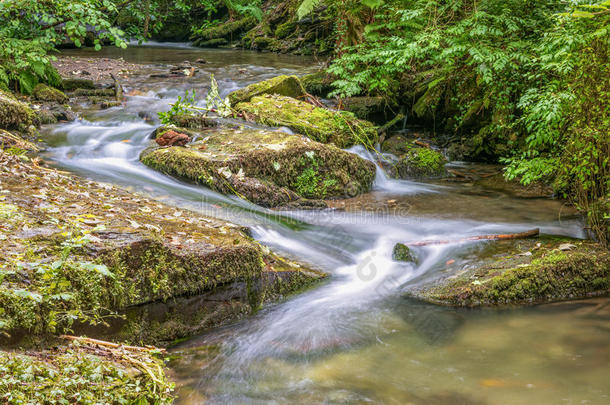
<box><xmin>0</xmin><ymin>346</ymin><xmax>173</xmax><ymax>404</ymax></box>
<box><xmin>300</xmin><ymin>71</ymin><xmax>334</xmax><ymax>97</ymax></box>
<box><xmin>342</xmin><ymin>96</ymin><xmax>389</xmax><ymax>121</ymax></box>
<box><xmin>61</xmin><ymin>78</ymin><xmax>95</xmax><ymax>91</ymax></box>
<box><xmin>235</xmin><ymin>94</ymin><xmax>378</xmax><ymax>148</ymax></box>
<box><xmin>228</xmin><ymin>75</ymin><xmax>306</xmax><ymax>106</ymax></box>
<box><xmin>418</xmin><ymin>241</ymin><xmax>610</xmax><ymax>307</ymax></box>
<box><xmin>394</xmin><ymin>147</ymin><xmax>446</xmax><ymax>178</ymax></box>
<box><xmin>0</xmin><ymin>89</ymin><xmax>37</xmax><ymax>130</ymax></box>
<box><xmin>193</xmin><ymin>17</ymin><xmax>256</xmax><ymax>41</ymax></box>
<box><xmin>275</xmin><ymin>21</ymin><xmax>296</xmax><ymax>39</ymax></box>
<box><xmin>392</xmin><ymin>243</ymin><xmax>416</xmax><ymax>263</ymax></box>
<box><xmin>73</xmin><ymin>88</ymin><xmax>115</xmax><ymax>97</ymax></box>
<box><xmin>140</xmin><ymin>126</ymin><xmax>376</xmax><ymax>205</ymax></box>
<box><xmin>32</xmin><ymin>84</ymin><xmax>68</xmax><ymax>103</ymax></box>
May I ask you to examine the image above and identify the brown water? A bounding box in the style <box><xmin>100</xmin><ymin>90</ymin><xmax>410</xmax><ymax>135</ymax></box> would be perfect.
<box><xmin>45</xmin><ymin>44</ymin><xmax>609</xmax><ymax>405</ymax></box>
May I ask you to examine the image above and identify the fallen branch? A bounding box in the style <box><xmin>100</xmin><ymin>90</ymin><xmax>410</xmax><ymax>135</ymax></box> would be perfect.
<box><xmin>60</xmin><ymin>335</ymin><xmax>166</xmax><ymax>353</ymax></box>
<box><xmin>406</xmin><ymin>228</ymin><xmax>539</xmax><ymax>247</ymax></box>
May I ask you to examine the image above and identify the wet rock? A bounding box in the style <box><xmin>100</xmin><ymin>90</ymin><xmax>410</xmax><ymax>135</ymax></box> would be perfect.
<box><xmin>61</xmin><ymin>78</ymin><xmax>95</xmax><ymax>91</ymax></box>
<box><xmin>196</xmin><ymin>38</ymin><xmax>229</xmax><ymax>48</ymax></box>
<box><xmin>392</xmin><ymin>243</ymin><xmax>416</xmax><ymax>263</ymax></box>
<box><xmin>140</xmin><ymin>126</ymin><xmax>376</xmax><ymax>207</ymax></box>
<box><xmin>0</xmin><ymin>150</ymin><xmax>325</xmax><ymax>340</ymax></box>
<box><xmin>195</xmin><ymin>58</ymin><xmax>207</xmax><ymax>64</ymax></box>
<box><xmin>0</xmin><ymin>89</ymin><xmax>38</xmax><ymax>130</ymax></box>
<box><xmin>236</xmin><ymin>94</ymin><xmax>378</xmax><ymax>148</ymax></box>
<box><xmin>100</xmin><ymin>101</ymin><xmax>122</xmax><ymax>109</ymax></box>
<box><xmin>169</xmin><ymin>113</ymin><xmax>219</xmax><ymax>129</ymax></box>
<box><xmin>155</xmin><ymin>129</ymin><xmax>191</xmax><ymax>147</ymax></box>
<box><xmin>300</xmin><ymin>71</ymin><xmax>335</xmax><ymax>98</ymax></box>
<box><xmin>381</xmin><ymin>135</ymin><xmax>447</xmax><ymax>179</ymax></box>
<box><xmin>72</xmin><ymin>88</ymin><xmax>116</xmax><ymax>97</ymax></box>
<box><xmin>342</xmin><ymin>96</ymin><xmax>392</xmax><ymax>123</ymax></box>
<box><xmin>32</xmin><ymin>84</ymin><xmax>68</xmax><ymax>103</ymax></box>
<box><xmin>228</xmin><ymin>75</ymin><xmax>306</xmax><ymax>106</ymax></box>
<box><xmin>138</xmin><ymin>111</ymin><xmax>155</xmax><ymax>122</ymax></box>
<box><xmin>407</xmin><ymin>239</ymin><xmax>610</xmax><ymax>307</ymax></box>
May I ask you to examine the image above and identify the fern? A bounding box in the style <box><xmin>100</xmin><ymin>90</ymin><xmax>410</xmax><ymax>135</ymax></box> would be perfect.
<box><xmin>297</xmin><ymin>0</ymin><xmax>322</xmax><ymax>20</ymax></box>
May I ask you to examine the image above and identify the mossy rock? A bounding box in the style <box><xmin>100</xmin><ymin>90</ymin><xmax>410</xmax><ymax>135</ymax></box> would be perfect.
<box><xmin>140</xmin><ymin>126</ymin><xmax>376</xmax><ymax>207</ymax></box>
<box><xmin>382</xmin><ymin>136</ymin><xmax>447</xmax><ymax>179</ymax></box>
<box><xmin>275</xmin><ymin>21</ymin><xmax>296</xmax><ymax>39</ymax></box>
<box><xmin>193</xmin><ymin>17</ymin><xmax>256</xmax><ymax>41</ymax></box>
<box><xmin>300</xmin><ymin>71</ymin><xmax>334</xmax><ymax>98</ymax></box>
<box><xmin>73</xmin><ymin>88</ymin><xmax>116</xmax><ymax>97</ymax></box>
<box><xmin>0</xmin><ymin>149</ymin><xmax>325</xmax><ymax>341</ymax></box>
<box><xmin>342</xmin><ymin>96</ymin><xmax>390</xmax><ymax>122</ymax></box>
<box><xmin>392</xmin><ymin>243</ymin><xmax>416</xmax><ymax>263</ymax></box>
<box><xmin>228</xmin><ymin>75</ymin><xmax>306</xmax><ymax>106</ymax></box>
<box><xmin>61</xmin><ymin>78</ymin><xmax>95</xmax><ymax>91</ymax></box>
<box><xmin>0</xmin><ymin>89</ymin><xmax>37</xmax><ymax>130</ymax></box>
<box><xmin>409</xmin><ymin>240</ymin><xmax>610</xmax><ymax>307</ymax></box>
<box><xmin>32</xmin><ymin>84</ymin><xmax>68</xmax><ymax>103</ymax></box>
<box><xmin>252</xmin><ymin>36</ymin><xmax>280</xmax><ymax>50</ymax></box>
<box><xmin>235</xmin><ymin>94</ymin><xmax>379</xmax><ymax>148</ymax></box>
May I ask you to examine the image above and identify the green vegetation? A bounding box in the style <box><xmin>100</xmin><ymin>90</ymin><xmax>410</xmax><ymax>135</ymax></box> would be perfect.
<box><xmin>0</xmin><ymin>345</ymin><xmax>174</xmax><ymax>404</ymax></box>
<box><xmin>414</xmin><ymin>240</ymin><xmax>610</xmax><ymax>307</ymax></box>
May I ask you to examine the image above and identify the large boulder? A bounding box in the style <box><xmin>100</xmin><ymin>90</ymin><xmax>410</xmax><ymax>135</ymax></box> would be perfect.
<box><xmin>141</xmin><ymin>126</ymin><xmax>377</xmax><ymax>207</ymax></box>
<box><xmin>235</xmin><ymin>94</ymin><xmax>379</xmax><ymax>148</ymax></box>
<box><xmin>0</xmin><ymin>89</ymin><xmax>37</xmax><ymax>130</ymax></box>
<box><xmin>300</xmin><ymin>71</ymin><xmax>334</xmax><ymax>98</ymax></box>
<box><xmin>0</xmin><ymin>149</ymin><xmax>325</xmax><ymax>342</ymax></box>
<box><xmin>228</xmin><ymin>75</ymin><xmax>307</xmax><ymax>106</ymax></box>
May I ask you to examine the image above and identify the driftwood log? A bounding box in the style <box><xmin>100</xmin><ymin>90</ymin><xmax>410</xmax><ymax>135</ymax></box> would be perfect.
<box><xmin>406</xmin><ymin>228</ymin><xmax>540</xmax><ymax>247</ymax></box>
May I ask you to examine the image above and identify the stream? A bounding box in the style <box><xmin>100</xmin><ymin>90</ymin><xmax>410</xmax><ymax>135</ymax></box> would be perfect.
<box><xmin>43</xmin><ymin>44</ymin><xmax>609</xmax><ymax>405</ymax></box>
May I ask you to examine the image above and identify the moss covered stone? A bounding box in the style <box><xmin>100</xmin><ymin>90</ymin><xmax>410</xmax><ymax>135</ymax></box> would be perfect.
<box><xmin>32</xmin><ymin>83</ymin><xmax>68</xmax><ymax>103</ymax></box>
<box><xmin>0</xmin><ymin>150</ymin><xmax>325</xmax><ymax>341</ymax></box>
<box><xmin>192</xmin><ymin>17</ymin><xmax>256</xmax><ymax>42</ymax></box>
<box><xmin>197</xmin><ymin>38</ymin><xmax>229</xmax><ymax>48</ymax></box>
<box><xmin>140</xmin><ymin>126</ymin><xmax>376</xmax><ymax>207</ymax></box>
<box><xmin>382</xmin><ymin>135</ymin><xmax>446</xmax><ymax>179</ymax></box>
<box><xmin>236</xmin><ymin>94</ymin><xmax>379</xmax><ymax>148</ymax></box>
<box><xmin>300</xmin><ymin>71</ymin><xmax>335</xmax><ymax>97</ymax></box>
<box><xmin>392</xmin><ymin>243</ymin><xmax>416</xmax><ymax>263</ymax></box>
<box><xmin>342</xmin><ymin>96</ymin><xmax>390</xmax><ymax>122</ymax></box>
<box><xmin>61</xmin><ymin>78</ymin><xmax>95</xmax><ymax>91</ymax></box>
<box><xmin>0</xmin><ymin>89</ymin><xmax>37</xmax><ymax>130</ymax></box>
<box><xmin>228</xmin><ymin>75</ymin><xmax>306</xmax><ymax>106</ymax></box>
<box><xmin>409</xmin><ymin>240</ymin><xmax>610</xmax><ymax>307</ymax></box>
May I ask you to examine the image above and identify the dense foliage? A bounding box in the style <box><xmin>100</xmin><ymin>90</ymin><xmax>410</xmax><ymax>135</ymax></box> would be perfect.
<box><xmin>321</xmin><ymin>0</ymin><xmax>609</xmax><ymax>243</ymax></box>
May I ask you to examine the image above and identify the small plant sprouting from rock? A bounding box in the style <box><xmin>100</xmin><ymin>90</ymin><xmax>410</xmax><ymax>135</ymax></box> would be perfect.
<box><xmin>158</xmin><ymin>74</ymin><xmax>231</xmax><ymax>125</ymax></box>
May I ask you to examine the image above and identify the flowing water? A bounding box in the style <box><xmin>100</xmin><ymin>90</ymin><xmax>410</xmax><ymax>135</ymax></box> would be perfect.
<box><xmin>44</xmin><ymin>44</ymin><xmax>609</xmax><ymax>405</ymax></box>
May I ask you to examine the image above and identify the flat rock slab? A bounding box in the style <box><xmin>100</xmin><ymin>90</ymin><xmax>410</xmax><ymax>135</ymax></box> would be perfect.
<box><xmin>141</xmin><ymin>126</ymin><xmax>376</xmax><ymax>207</ymax></box>
<box><xmin>407</xmin><ymin>239</ymin><xmax>609</xmax><ymax>307</ymax></box>
<box><xmin>0</xmin><ymin>147</ymin><xmax>325</xmax><ymax>342</ymax></box>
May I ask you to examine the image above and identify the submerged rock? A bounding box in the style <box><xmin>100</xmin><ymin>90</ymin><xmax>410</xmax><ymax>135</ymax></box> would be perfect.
<box><xmin>0</xmin><ymin>89</ymin><xmax>38</xmax><ymax>130</ymax></box>
<box><xmin>408</xmin><ymin>239</ymin><xmax>610</xmax><ymax>307</ymax></box>
<box><xmin>236</xmin><ymin>94</ymin><xmax>378</xmax><ymax>148</ymax></box>
<box><xmin>32</xmin><ymin>84</ymin><xmax>68</xmax><ymax>103</ymax></box>
<box><xmin>141</xmin><ymin>126</ymin><xmax>376</xmax><ymax>207</ymax></box>
<box><xmin>392</xmin><ymin>243</ymin><xmax>417</xmax><ymax>263</ymax></box>
<box><xmin>228</xmin><ymin>75</ymin><xmax>306</xmax><ymax>106</ymax></box>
